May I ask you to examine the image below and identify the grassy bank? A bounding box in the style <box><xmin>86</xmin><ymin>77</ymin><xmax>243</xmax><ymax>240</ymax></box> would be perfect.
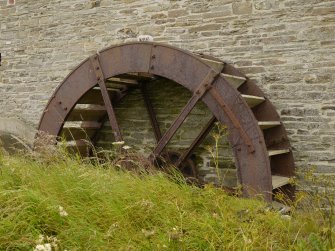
<box><xmin>0</xmin><ymin>152</ymin><xmax>333</xmax><ymax>250</ymax></box>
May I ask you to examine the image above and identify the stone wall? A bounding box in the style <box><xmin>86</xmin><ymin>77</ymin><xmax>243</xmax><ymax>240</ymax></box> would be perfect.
<box><xmin>0</xmin><ymin>0</ymin><xmax>334</xmax><ymax>179</ymax></box>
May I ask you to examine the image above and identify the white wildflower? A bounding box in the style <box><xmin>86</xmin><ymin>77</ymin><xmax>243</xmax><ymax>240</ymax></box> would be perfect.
<box><xmin>34</xmin><ymin>244</ymin><xmax>44</xmax><ymax>251</ymax></box>
<box><xmin>140</xmin><ymin>199</ymin><xmax>154</xmax><ymax>208</ymax></box>
<box><xmin>59</xmin><ymin>206</ymin><xmax>68</xmax><ymax>217</ymax></box>
<box><xmin>48</xmin><ymin>236</ymin><xmax>58</xmax><ymax>243</ymax></box>
<box><xmin>35</xmin><ymin>235</ymin><xmax>58</xmax><ymax>251</ymax></box>
<box><xmin>46</xmin><ymin>236</ymin><xmax>58</xmax><ymax>247</ymax></box>
<box><xmin>112</xmin><ymin>141</ymin><xmax>125</xmax><ymax>145</ymax></box>
<box><xmin>141</xmin><ymin>228</ymin><xmax>155</xmax><ymax>238</ymax></box>
<box><xmin>122</xmin><ymin>145</ymin><xmax>131</xmax><ymax>150</ymax></box>
<box><xmin>244</xmin><ymin>238</ymin><xmax>252</xmax><ymax>244</ymax></box>
<box><xmin>37</xmin><ymin>234</ymin><xmax>44</xmax><ymax>244</ymax></box>
<box><xmin>33</xmin><ymin>243</ymin><xmax>52</xmax><ymax>251</ymax></box>
<box><xmin>281</xmin><ymin>214</ymin><xmax>291</xmax><ymax>220</ymax></box>
<box><xmin>279</xmin><ymin>206</ymin><xmax>291</xmax><ymax>214</ymax></box>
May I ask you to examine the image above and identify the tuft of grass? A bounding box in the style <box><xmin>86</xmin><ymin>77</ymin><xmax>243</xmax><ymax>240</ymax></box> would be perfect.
<box><xmin>0</xmin><ymin>152</ymin><xmax>333</xmax><ymax>250</ymax></box>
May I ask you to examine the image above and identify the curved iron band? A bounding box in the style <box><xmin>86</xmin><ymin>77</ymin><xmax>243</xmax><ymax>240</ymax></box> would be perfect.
<box><xmin>37</xmin><ymin>42</ymin><xmax>272</xmax><ymax>200</ymax></box>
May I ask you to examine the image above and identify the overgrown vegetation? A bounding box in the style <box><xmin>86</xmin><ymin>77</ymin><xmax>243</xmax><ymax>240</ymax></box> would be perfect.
<box><xmin>0</xmin><ymin>148</ymin><xmax>334</xmax><ymax>250</ymax></box>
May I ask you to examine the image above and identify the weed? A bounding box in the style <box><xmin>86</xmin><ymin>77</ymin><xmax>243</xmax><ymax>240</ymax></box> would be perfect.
<box><xmin>1</xmin><ymin>132</ymin><xmax>335</xmax><ymax>250</ymax></box>
<box><xmin>0</xmin><ymin>150</ymin><xmax>333</xmax><ymax>250</ymax></box>
<box><xmin>205</xmin><ymin>122</ymin><xmax>231</xmax><ymax>187</ymax></box>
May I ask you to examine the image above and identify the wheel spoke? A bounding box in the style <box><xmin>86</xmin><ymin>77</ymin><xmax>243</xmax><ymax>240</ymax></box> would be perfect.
<box><xmin>141</xmin><ymin>82</ymin><xmax>162</xmax><ymax>142</ymax></box>
<box><xmin>153</xmin><ymin>94</ymin><xmax>199</xmax><ymax>156</ymax></box>
<box><xmin>175</xmin><ymin>116</ymin><xmax>217</xmax><ymax>167</ymax></box>
<box><xmin>90</xmin><ymin>55</ymin><xmax>123</xmax><ymax>142</ymax></box>
<box><xmin>152</xmin><ymin>69</ymin><xmax>220</xmax><ymax>156</ymax></box>
<box><xmin>90</xmin><ymin>89</ymin><xmax>129</xmax><ymax>145</ymax></box>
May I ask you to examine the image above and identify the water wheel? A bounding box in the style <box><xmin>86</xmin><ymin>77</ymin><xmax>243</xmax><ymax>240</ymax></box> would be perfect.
<box><xmin>36</xmin><ymin>42</ymin><xmax>295</xmax><ymax>201</ymax></box>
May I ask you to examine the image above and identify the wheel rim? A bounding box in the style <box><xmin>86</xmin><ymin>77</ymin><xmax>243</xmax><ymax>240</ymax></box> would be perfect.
<box><xmin>36</xmin><ymin>42</ymin><xmax>295</xmax><ymax>201</ymax></box>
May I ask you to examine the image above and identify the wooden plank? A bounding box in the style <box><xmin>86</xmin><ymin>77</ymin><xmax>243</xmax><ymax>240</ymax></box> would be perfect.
<box><xmin>106</xmin><ymin>77</ymin><xmax>138</xmax><ymax>85</ymax></box>
<box><xmin>272</xmin><ymin>175</ymin><xmax>290</xmax><ymax>189</ymax></box>
<box><xmin>61</xmin><ymin>122</ymin><xmax>101</xmax><ymax>140</ymax></box>
<box><xmin>105</xmin><ymin>82</ymin><xmax>133</xmax><ymax>90</ymax></box>
<box><xmin>61</xmin><ymin>128</ymin><xmax>94</xmax><ymax>140</ymax></box>
<box><xmin>79</xmin><ymin>121</ymin><xmax>102</xmax><ymax>129</ymax></box>
<box><xmin>241</xmin><ymin>94</ymin><xmax>265</xmax><ymax>108</ymax></box>
<box><xmin>258</xmin><ymin>121</ymin><xmax>281</xmax><ymax>130</ymax></box>
<box><xmin>268</xmin><ymin>149</ymin><xmax>290</xmax><ymax>157</ymax></box>
<box><xmin>198</xmin><ymin>55</ymin><xmax>223</xmax><ymax>64</ymax></box>
<box><xmin>78</xmin><ymin>89</ymin><xmax>120</xmax><ymax>105</ymax></box>
<box><xmin>200</xmin><ymin>57</ymin><xmax>224</xmax><ymax>73</ymax></box>
<box><xmin>78</xmin><ymin>89</ymin><xmax>103</xmax><ymax>104</ymax></box>
<box><xmin>221</xmin><ymin>73</ymin><xmax>246</xmax><ymax>89</ymax></box>
<box><xmin>67</xmin><ymin>106</ymin><xmax>106</xmax><ymax>121</ymax></box>
<box><xmin>117</xmin><ymin>73</ymin><xmax>156</xmax><ymax>81</ymax></box>
<box><xmin>63</xmin><ymin>140</ymin><xmax>91</xmax><ymax>156</ymax></box>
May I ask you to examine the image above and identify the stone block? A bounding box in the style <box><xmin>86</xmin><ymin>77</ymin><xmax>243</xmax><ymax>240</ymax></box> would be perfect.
<box><xmin>232</xmin><ymin>2</ymin><xmax>253</xmax><ymax>15</ymax></box>
<box><xmin>189</xmin><ymin>24</ymin><xmax>222</xmax><ymax>33</ymax></box>
<box><xmin>168</xmin><ymin>9</ymin><xmax>188</xmax><ymax>18</ymax></box>
<box><xmin>254</xmin><ymin>0</ymin><xmax>278</xmax><ymax>10</ymax></box>
<box><xmin>311</xmin><ymin>7</ymin><xmax>335</xmax><ymax>16</ymax></box>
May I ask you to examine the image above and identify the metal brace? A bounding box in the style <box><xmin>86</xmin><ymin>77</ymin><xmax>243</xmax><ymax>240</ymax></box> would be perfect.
<box><xmin>90</xmin><ymin>54</ymin><xmax>123</xmax><ymax>142</ymax></box>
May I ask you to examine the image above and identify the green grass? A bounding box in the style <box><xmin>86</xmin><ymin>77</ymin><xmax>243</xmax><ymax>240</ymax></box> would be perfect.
<box><xmin>0</xmin><ymin>152</ymin><xmax>333</xmax><ymax>250</ymax></box>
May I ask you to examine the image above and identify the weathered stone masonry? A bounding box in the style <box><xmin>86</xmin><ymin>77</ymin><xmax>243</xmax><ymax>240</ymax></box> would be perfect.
<box><xmin>0</xmin><ymin>1</ymin><xmax>334</xmax><ymax>180</ymax></box>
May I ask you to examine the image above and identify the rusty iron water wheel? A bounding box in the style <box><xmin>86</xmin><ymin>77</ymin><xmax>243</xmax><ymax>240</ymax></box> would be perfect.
<box><xmin>36</xmin><ymin>42</ymin><xmax>295</xmax><ymax>202</ymax></box>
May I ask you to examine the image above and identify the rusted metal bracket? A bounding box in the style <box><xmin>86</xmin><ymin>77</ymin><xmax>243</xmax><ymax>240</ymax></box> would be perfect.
<box><xmin>209</xmin><ymin>87</ymin><xmax>255</xmax><ymax>153</ymax></box>
<box><xmin>90</xmin><ymin>55</ymin><xmax>123</xmax><ymax>142</ymax></box>
<box><xmin>152</xmin><ymin>69</ymin><xmax>221</xmax><ymax>157</ymax></box>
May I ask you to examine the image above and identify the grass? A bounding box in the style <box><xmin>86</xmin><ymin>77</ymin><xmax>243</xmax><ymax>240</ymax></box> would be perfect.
<box><xmin>0</xmin><ymin>150</ymin><xmax>334</xmax><ymax>250</ymax></box>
